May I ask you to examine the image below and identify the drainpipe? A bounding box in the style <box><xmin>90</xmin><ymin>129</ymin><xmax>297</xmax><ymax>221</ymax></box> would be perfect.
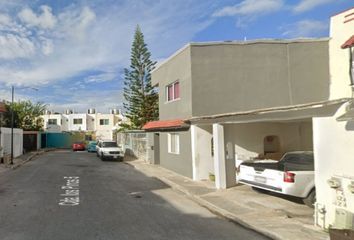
<box><xmin>349</xmin><ymin>47</ymin><xmax>354</xmax><ymax>87</ymax></box>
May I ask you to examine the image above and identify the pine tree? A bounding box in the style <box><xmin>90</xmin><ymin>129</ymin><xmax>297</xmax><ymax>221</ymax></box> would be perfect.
<box><xmin>123</xmin><ymin>25</ymin><xmax>158</xmax><ymax>129</ymax></box>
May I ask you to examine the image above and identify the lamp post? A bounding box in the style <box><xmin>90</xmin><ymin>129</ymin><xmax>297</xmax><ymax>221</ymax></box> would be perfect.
<box><xmin>10</xmin><ymin>86</ymin><xmax>38</xmax><ymax>165</ymax></box>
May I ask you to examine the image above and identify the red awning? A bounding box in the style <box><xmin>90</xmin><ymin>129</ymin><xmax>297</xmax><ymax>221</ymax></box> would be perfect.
<box><xmin>0</xmin><ymin>102</ymin><xmax>6</xmax><ymax>113</ymax></box>
<box><xmin>143</xmin><ymin>119</ymin><xmax>188</xmax><ymax>131</ymax></box>
<box><xmin>341</xmin><ymin>35</ymin><xmax>354</xmax><ymax>49</ymax></box>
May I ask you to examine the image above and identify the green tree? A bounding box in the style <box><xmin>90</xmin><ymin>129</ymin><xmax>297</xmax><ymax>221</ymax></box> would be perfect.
<box><xmin>123</xmin><ymin>25</ymin><xmax>158</xmax><ymax>129</ymax></box>
<box><xmin>2</xmin><ymin>100</ymin><xmax>47</xmax><ymax>131</ymax></box>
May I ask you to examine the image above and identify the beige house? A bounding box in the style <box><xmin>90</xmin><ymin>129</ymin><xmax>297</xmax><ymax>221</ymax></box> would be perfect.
<box><xmin>147</xmin><ymin>38</ymin><xmax>345</xmax><ymax>188</ymax></box>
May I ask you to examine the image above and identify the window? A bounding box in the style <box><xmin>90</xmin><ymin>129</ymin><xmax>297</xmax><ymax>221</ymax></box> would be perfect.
<box><xmin>48</xmin><ymin>119</ymin><xmax>57</xmax><ymax>125</ymax></box>
<box><xmin>73</xmin><ymin>118</ymin><xmax>83</xmax><ymax>124</ymax></box>
<box><xmin>168</xmin><ymin>133</ymin><xmax>179</xmax><ymax>154</ymax></box>
<box><xmin>100</xmin><ymin>119</ymin><xmax>109</xmax><ymax>125</ymax></box>
<box><xmin>166</xmin><ymin>81</ymin><xmax>180</xmax><ymax>102</ymax></box>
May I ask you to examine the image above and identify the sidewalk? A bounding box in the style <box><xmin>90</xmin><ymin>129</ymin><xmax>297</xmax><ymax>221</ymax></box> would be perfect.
<box><xmin>127</xmin><ymin>159</ymin><xmax>329</xmax><ymax>240</ymax></box>
<box><xmin>0</xmin><ymin>149</ymin><xmax>52</xmax><ymax>174</ymax></box>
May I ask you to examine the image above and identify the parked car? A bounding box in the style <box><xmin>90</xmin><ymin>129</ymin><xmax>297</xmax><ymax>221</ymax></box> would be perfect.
<box><xmin>96</xmin><ymin>140</ymin><xmax>124</xmax><ymax>161</ymax></box>
<box><xmin>87</xmin><ymin>141</ymin><xmax>97</xmax><ymax>152</ymax></box>
<box><xmin>72</xmin><ymin>142</ymin><xmax>86</xmax><ymax>151</ymax></box>
<box><xmin>238</xmin><ymin>151</ymin><xmax>315</xmax><ymax>207</ymax></box>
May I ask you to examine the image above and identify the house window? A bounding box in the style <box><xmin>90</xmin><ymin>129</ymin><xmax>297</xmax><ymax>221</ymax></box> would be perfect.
<box><xmin>73</xmin><ymin>118</ymin><xmax>83</xmax><ymax>125</ymax></box>
<box><xmin>48</xmin><ymin>119</ymin><xmax>57</xmax><ymax>125</ymax></box>
<box><xmin>168</xmin><ymin>133</ymin><xmax>180</xmax><ymax>154</ymax></box>
<box><xmin>166</xmin><ymin>81</ymin><xmax>180</xmax><ymax>102</ymax></box>
<box><xmin>100</xmin><ymin>119</ymin><xmax>109</xmax><ymax>125</ymax></box>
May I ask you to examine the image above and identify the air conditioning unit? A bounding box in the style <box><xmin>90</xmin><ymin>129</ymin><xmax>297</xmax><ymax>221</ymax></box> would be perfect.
<box><xmin>88</xmin><ymin>108</ymin><xmax>96</xmax><ymax>114</ymax></box>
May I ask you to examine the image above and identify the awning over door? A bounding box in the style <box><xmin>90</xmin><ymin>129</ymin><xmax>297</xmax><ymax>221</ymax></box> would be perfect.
<box><xmin>342</xmin><ymin>35</ymin><xmax>354</xmax><ymax>49</ymax></box>
<box><xmin>143</xmin><ymin>119</ymin><xmax>189</xmax><ymax>131</ymax></box>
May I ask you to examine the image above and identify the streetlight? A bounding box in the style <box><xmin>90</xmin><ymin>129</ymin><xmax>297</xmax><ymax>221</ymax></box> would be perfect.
<box><xmin>10</xmin><ymin>85</ymin><xmax>38</xmax><ymax>165</ymax></box>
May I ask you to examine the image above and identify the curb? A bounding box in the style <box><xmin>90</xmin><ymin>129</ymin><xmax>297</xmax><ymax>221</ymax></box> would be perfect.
<box><xmin>128</xmin><ymin>161</ymin><xmax>281</xmax><ymax>240</ymax></box>
<box><xmin>11</xmin><ymin>149</ymin><xmax>55</xmax><ymax>170</ymax></box>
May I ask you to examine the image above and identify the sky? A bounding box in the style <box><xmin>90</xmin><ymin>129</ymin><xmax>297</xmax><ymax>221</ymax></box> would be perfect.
<box><xmin>0</xmin><ymin>0</ymin><xmax>353</xmax><ymax>113</ymax></box>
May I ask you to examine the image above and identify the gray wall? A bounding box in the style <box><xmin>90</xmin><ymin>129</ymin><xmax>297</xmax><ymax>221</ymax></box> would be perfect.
<box><xmin>190</xmin><ymin>40</ymin><xmax>330</xmax><ymax>116</ymax></box>
<box><xmin>159</xmin><ymin>130</ymin><xmax>193</xmax><ymax>178</ymax></box>
<box><xmin>152</xmin><ymin>45</ymin><xmax>193</xmax><ymax>120</ymax></box>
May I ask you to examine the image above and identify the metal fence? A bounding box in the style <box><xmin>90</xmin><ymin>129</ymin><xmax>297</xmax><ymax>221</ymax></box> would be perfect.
<box><xmin>117</xmin><ymin>131</ymin><xmax>148</xmax><ymax>161</ymax></box>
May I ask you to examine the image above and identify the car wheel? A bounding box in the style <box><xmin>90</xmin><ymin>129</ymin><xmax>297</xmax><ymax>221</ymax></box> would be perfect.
<box><xmin>100</xmin><ymin>153</ymin><xmax>105</xmax><ymax>161</ymax></box>
<box><xmin>303</xmin><ymin>189</ymin><xmax>316</xmax><ymax>208</ymax></box>
<box><xmin>251</xmin><ymin>186</ymin><xmax>269</xmax><ymax>194</ymax></box>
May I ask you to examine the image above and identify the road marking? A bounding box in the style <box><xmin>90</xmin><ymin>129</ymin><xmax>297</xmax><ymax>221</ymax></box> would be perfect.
<box><xmin>59</xmin><ymin>176</ymin><xmax>80</xmax><ymax>206</ymax></box>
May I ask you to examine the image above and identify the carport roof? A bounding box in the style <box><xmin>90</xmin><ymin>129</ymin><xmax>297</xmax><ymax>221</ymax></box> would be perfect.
<box><xmin>186</xmin><ymin>99</ymin><xmax>350</xmax><ymax>124</ymax></box>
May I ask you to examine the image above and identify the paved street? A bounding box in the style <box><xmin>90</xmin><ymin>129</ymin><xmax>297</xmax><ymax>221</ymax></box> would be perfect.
<box><xmin>0</xmin><ymin>151</ymin><xmax>269</xmax><ymax>240</ymax></box>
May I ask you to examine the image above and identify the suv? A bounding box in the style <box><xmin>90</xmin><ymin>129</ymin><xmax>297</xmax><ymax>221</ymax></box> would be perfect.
<box><xmin>96</xmin><ymin>140</ymin><xmax>124</xmax><ymax>161</ymax></box>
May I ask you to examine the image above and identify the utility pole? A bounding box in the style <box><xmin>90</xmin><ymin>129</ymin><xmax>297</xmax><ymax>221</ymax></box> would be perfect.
<box><xmin>10</xmin><ymin>85</ymin><xmax>14</xmax><ymax>165</ymax></box>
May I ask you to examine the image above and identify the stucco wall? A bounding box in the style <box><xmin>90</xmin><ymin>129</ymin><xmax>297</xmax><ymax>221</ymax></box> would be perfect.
<box><xmin>190</xmin><ymin>41</ymin><xmax>330</xmax><ymax>116</ymax></box>
<box><xmin>329</xmin><ymin>9</ymin><xmax>354</xmax><ymax>99</ymax></box>
<box><xmin>192</xmin><ymin>125</ymin><xmax>214</xmax><ymax>180</ymax></box>
<box><xmin>313</xmin><ymin>104</ymin><xmax>354</xmax><ymax>229</ymax></box>
<box><xmin>152</xmin><ymin>45</ymin><xmax>192</xmax><ymax>120</ymax></box>
<box><xmin>223</xmin><ymin>122</ymin><xmax>313</xmax><ymax>161</ymax></box>
<box><xmin>159</xmin><ymin>129</ymin><xmax>193</xmax><ymax>178</ymax></box>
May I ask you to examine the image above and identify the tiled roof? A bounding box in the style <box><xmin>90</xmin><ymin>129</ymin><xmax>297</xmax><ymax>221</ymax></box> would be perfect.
<box><xmin>0</xmin><ymin>102</ymin><xmax>6</xmax><ymax>113</ymax></box>
<box><xmin>341</xmin><ymin>35</ymin><xmax>354</xmax><ymax>49</ymax></box>
<box><xmin>142</xmin><ymin>119</ymin><xmax>187</xmax><ymax>130</ymax></box>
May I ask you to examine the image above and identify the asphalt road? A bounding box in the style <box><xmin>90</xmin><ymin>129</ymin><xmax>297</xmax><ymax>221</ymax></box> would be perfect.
<box><xmin>0</xmin><ymin>151</ymin><xmax>270</xmax><ymax>240</ymax></box>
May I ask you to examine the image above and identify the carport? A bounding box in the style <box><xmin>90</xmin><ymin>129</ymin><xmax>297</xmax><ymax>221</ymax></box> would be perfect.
<box><xmin>188</xmin><ymin>99</ymin><xmax>348</xmax><ymax>189</ymax></box>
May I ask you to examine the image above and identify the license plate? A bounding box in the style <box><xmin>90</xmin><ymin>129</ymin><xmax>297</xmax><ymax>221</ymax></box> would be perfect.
<box><xmin>114</xmin><ymin>156</ymin><xmax>117</xmax><ymax>159</ymax></box>
<box><xmin>254</xmin><ymin>176</ymin><xmax>266</xmax><ymax>184</ymax></box>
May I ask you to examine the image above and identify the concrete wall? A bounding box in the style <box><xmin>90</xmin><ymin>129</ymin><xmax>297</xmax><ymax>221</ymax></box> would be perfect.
<box><xmin>0</xmin><ymin>127</ymin><xmax>23</xmax><ymax>158</ymax></box>
<box><xmin>329</xmin><ymin>8</ymin><xmax>354</xmax><ymax>99</ymax></box>
<box><xmin>160</xmin><ymin>129</ymin><xmax>193</xmax><ymax>178</ymax></box>
<box><xmin>190</xmin><ymin>40</ymin><xmax>330</xmax><ymax>116</ymax></box>
<box><xmin>192</xmin><ymin>125</ymin><xmax>214</xmax><ymax>180</ymax></box>
<box><xmin>152</xmin><ymin>45</ymin><xmax>192</xmax><ymax>120</ymax></box>
<box><xmin>313</xmin><ymin>104</ymin><xmax>354</xmax><ymax>229</ymax></box>
<box><xmin>223</xmin><ymin>122</ymin><xmax>313</xmax><ymax>161</ymax></box>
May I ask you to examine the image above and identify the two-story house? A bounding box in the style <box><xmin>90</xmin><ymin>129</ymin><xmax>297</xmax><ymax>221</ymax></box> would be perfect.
<box><xmin>312</xmin><ymin>8</ymin><xmax>354</xmax><ymax>230</ymax></box>
<box><xmin>42</xmin><ymin>109</ymin><xmax>125</xmax><ymax>140</ymax></box>
<box><xmin>146</xmin><ymin>38</ymin><xmax>345</xmax><ymax>189</ymax></box>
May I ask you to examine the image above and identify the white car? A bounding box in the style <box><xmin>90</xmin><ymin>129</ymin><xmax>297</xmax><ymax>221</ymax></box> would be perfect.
<box><xmin>238</xmin><ymin>151</ymin><xmax>315</xmax><ymax>207</ymax></box>
<box><xmin>96</xmin><ymin>140</ymin><xmax>124</xmax><ymax>161</ymax></box>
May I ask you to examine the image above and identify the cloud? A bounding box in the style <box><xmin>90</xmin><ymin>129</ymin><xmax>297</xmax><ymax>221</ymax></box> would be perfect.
<box><xmin>0</xmin><ymin>33</ymin><xmax>35</xmax><ymax>59</ymax></box>
<box><xmin>213</xmin><ymin>0</ymin><xmax>283</xmax><ymax>27</ymax></box>
<box><xmin>0</xmin><ymin>0</ymin><xmax>219</xmax><ymax>111</ymax></box>
<box><xmin>18</xmin><ymin>5</ymin><xmax>57</xmax><ymax>29</ymax></box>
<box><xmin>293</xmin><ymin>0</ymin><xmax>334</xmax><ymax>13</ymax></box>
<box><xmin>281</xmin><ymin>19</ymin><xmax>328</xmax><ymax>38</ymax></box>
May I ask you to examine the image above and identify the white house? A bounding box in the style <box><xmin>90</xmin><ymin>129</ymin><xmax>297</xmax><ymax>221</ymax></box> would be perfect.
<box><xmin>313</xmin><ymin>7</ymin><xmax>354</xmax><ymax>230</ymax></box>
<box><xmin>41</xmin><ymin>109</ymin><xmax>126</xmax><ymax>140</ymax></box>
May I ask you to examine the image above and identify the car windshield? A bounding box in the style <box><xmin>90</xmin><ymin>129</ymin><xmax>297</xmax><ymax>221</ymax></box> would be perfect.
<box><xmin>281</xmin><ymin>153</ymin><xmax>314</xmax><ymax>164</ymax></box>
<box><xmin>102</xmin><ymin>142</ymin><xmax>117</xmax><ymax>147</ymax></box>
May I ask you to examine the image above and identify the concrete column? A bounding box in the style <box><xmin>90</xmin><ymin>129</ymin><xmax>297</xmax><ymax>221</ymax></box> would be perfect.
<box><xmin>213</xmin><ymin>123</ymin><xmax>226</xmax><ymax>189</ymax></box>
<box><xmin>191</xmin><ymin>125</ymin><xmax>198</xmax><ymax>181</ymax></box>
<box><xmin>213</xmin><ymin>123</ymin><xmax>236</xmax><ymax>189</ymax></box>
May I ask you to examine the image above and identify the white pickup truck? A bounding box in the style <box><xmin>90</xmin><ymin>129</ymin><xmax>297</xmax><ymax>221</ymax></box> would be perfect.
<box><xmin>238</xmin><ymin>151</ymin><xmax>315</xmax><ymax>207</ymax></box>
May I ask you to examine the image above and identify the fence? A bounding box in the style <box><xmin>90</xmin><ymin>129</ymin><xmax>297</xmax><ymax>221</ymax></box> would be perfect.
<box><xmin>117</xmin><ymin>131</ymin><xmax>148</xmax><ymax>161</ymax></box>
<box><xmin>0</xmin><ymin>127</ymin><xmax>23</xmax><ymax>159</ymax></box>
